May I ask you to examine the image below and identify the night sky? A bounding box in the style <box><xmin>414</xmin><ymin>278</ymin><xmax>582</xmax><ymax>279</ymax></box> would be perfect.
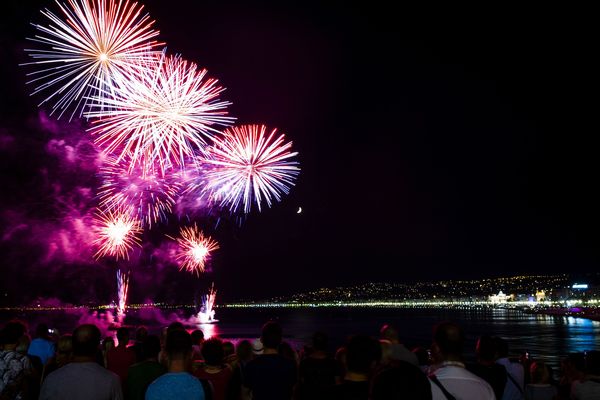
<box><xmin>0</xmin><ymin>1</ymin><xmax>597</xmax><ymax>304</ymax></box>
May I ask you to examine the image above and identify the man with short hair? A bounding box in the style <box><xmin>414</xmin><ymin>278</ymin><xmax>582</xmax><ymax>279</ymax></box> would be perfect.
<box><xmin>126</xmin><ymin>335</ymin><xmax>166</xmax><ymax>400</ymax></box>
<box><xmin>39</xmin><ymin>324</ymin><xmax>123</xmax><ymax>400</ymax></box>
<box><xmin>107</xmin><ymin>327</ymin><xmax>136</xmax><ymax>383</ymax></box>
<box><xmin>380</xmin><ymin>324</ymin><xmax>418</xmax><ymax>366</ymax></box>
<box><xmin>331</xmin><ymin>334</ymin><xmax>381</xmax><ymax>400</ymax></box>
<box><xmin>28</xmin><ymin>323</ymin><xmax>55</xmax><ymax>366</ymax></box>
<box><xmin>467</xmin><ymin>335</ymin><xmax>507</xmax><ymax>399</ymax></box>
<box><xmin>428</xmin><ymin>322</ymin><xmax>495</xmax><ymax>400</ymax></box>
<box><xmin>243</xmin><ymin>321</ymin><xmax>297</xmax><ymax>400</ymax></box>
<box><xmin>145</xmin><ymin>329</ymin><xmax>205</xmax><ymax>400</ymax></box>
<box><xmin>495</xmin><ymin>337</ymin><xmax>524</xmax><ymax>400</ymax></box>
<box><xmin>571</xmin><ymin>350</ymin><xmax>600</xmax><ymax>399</ymax></box>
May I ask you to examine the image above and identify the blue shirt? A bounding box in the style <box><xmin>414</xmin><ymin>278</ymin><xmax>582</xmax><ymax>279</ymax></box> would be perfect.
<box><xmin>145</xmin><ymin>372</ymin><xmax>205</xmax><ymax>400</ymax></box>
<box><xmin>28</xmin><ymin>338</ymin><xmax>55</xmax><ymax>365</ymax></box>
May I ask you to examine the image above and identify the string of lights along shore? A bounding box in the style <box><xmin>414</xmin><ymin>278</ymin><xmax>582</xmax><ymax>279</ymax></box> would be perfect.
<box><xmin>21</xmin><ymin>0</ymin><xmax>300</xmax><ymax>320</ymax></box>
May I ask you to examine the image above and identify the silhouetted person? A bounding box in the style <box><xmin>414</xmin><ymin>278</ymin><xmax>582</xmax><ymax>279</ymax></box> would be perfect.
<box><xmin>495</xmin><ymin>336</ymin><xmax>524</xmax><ymax>400</ymax></box>
<box><xmin>42</xmin><ymin>334</ymin><xmax>73</xmax><ymax>381</ymax></box>
<box><xmin>126</xmin><ymin>335</ymin><xmax>166</xmax><ymax>400</ymax></box>
<box><xmin>412</xmin><ymin>346</ymin><xmax>431</xmax><ymax>373</ymax></box>
<box><xmin>191</xmin><ymin>329</ymin><xmax>204</xmax><ymax>361</ymax></box>
<box><xmin>107</xmin><ymin>327</ymin><xmax>136</xmax><ymax>383</ymax></box>
<box><xmin>571</xmin><ymin>351</ymin><xmax>600</xmax><ymax>399</ymax></box>
<box><xmin>467</xmin><ymin>335</ymin><xmax>507</xmax><ymax>399</ymax></box>
<box><xmin>194</xmin><ymin>337</ymin><xmax>232</xmax><ymax>400</ymax></box>
<box><xmin>28</xmin><ymin>323</ymin><xmax>55</xmax><ymax>366</ymax></box>
<box><xmin>145</xmin><ymin>329</ymin><xmax>205</xmax><ymax>400</ymax></box>
<box><xmin>558</xmin><ymin>353</ymin><xmax>585</xmax><ymax>399</ymax></box>
<box><xmin>428</xmin><ymin>322</ymin><xmax>495</xmax><ymax>400</ymax></box>
<box><xmin>380</xmin><ymin>324</ymin><xmax>418</xmax><ymax>366</ymax></box>
<box><xmin>331</xmin><ymin>335</ymin><xmax>381</xmax><ymax>400</ymax></box>
<box><xmin>371</xmin><ymin>360</ymin><xmax>432</xmax><ymax>400</ymax></box>
<box><xmin>243</xmin><ymin>321</ymin><xmax>297</xmax><ymax>400</ymax></box>
<box><xmin>229</xmin><ymin>340</ymin><xmax>254</xmax><ymax>400</ymax></box>
<box><xmin>131</xmin><ymin>326</ymin><xmax>148</xmax><ymax>363</ymax></box>
<box><xmin>298</xmin><ymin>331</ymin><xmax>338</xmax><ymax>400</ymax></box>
<box><xmin>525</xmin><ymin>361</ymin><xmax>557</xmax><ymax>400</ymax></box>
<box><xmin>0</xmin><ymin>320</ymin><xmax>33</xmax><ymax>400</ymax></box>
<box><xmin>39</xmin><ymin>324</ymin><xmax>123</xmax><ymax>400</ymax></box>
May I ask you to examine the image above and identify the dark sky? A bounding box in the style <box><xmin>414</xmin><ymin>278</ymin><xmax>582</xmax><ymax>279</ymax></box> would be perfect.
<box><xmin>0</xmin><ymin>1</ymin><xmax>598</xmax><ymax>303</ymax></box>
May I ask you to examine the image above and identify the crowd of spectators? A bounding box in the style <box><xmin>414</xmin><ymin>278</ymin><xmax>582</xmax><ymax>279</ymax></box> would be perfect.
<box><xmin>1</xmin><ymin>318</ymin><xmax>599</xmax><ymax>399</ymax></box>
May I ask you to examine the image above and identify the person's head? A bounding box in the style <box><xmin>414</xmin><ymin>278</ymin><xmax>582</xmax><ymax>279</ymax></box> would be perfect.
<box><xmin>102</xmin><ymin>337</ymin><xmax>115</xmax><ymax>353</ymax></box>
<box><xmin>1</xmin><ymin>320</ymin><xmax>27</xmax><ymax>349</ymax></box>
<box><xmin>261</xmin><ymin>321</ymin><xmax>282</xmax><ymax>350</ymax></box>
<box><xmin>167</xmin><ymin>321</ymin><xmax>185</xmax><ymax>334</ymax></box>
<box><xmin>585</xmin><ymin>351</ymin><xmax>600</xmax><ymax>376</ymax></box>
<box><xmin>530</xmin><ymin>361</ymin><xmax>550</xmax><ymax>384</ymax></box>
<box><xmin>142</xmin><ymin>335</ymin><xmax>161</xmax><ymax>360</ymax></box>
<box><xmin>201</xmin><ymin>337</ymin><xmax>224</xmax><ymax>366</ymax></box>
<box><xmin>371</xmin><ymin>362</ymin><xmax>433</xmax><ymax>400</ymax></box>
<box><xmin>278</xmin><ymin>341</ymin><xmax>297</xmax><ymax>363</ymax></box>
<box><xmin>165</xmin><ymin>329</ymin><xmax>192</xmax><ymax>363</ymax></box>
<box><xmin>562</xmin><ymin>353</ymin><xmax>586</xmax><ymax>380</ymax></box>
<box><xmin>312</xmin><ymin>331</ymin><xmax>328</xmax><ymax>352</ymax></box>
<box><xmin>379</xmin><ymin>340</ymin><xmax>394</xmax><ymax>365</ymax></box>
<box><xmin>116</xmin><ymin>327</ymin><xmax>129</xmax><ymax>347</ymax></box>
<box><xmin>236</xmin><ymin>340</ymin><xmax>254</xmax><ymax>362</ymax></box>
<box><xmin>16</xmin><ymin>334</ymin><xmax>31</xmax><ymax>355</ymax></box>
<box><xmin>191</xmin><ymin>329</ymin><xmax>204</xmax><ymax>346</ymax></box>
<box><xmin>223</xmin><ymin>341</ymin><xmax>235</xmax><ymax>357</ymax></box>
<box><xmin>432</xmin><ymin>322</ymin><xmax>464</xmax><ymax>363</ymax></box>
<box><xmin>494</xmin><ymin>337</ymin><xmax>509</xmax><ymax>358</ymax></box>
<box><xmin>35</xmin><ymin>323</ymin><xmax>50</xmax><ymax>340</ymax></box>
<box><xmin>412</xmin><ymin>347</ymin><xmax>430</xmax><ymax>366</ymax></box>
<box><xmin>135</xmin><ymin>326</ymin><xmax>148</xmax><ymax>342</ymax></box>
<box><xmin>345</xmin><ymin>335</ymin><xmax>382</xmax><ymax>376</ymax></box>
<box><xmin>476</xmin><ymin>335</ymin><xmax>496</xmax><ymax>362</ymax></box>
<box><xmin>72</xmin><ymin>324</ymin><xmax>101</xmax><ymax>358</ymax></box>
<box><xmin>380</xmin><ymin>324</ymin><xmax>400</xmax><ymax>343</ymax></box>
<box><xmin>56</xmin><ymin>334</ymin><xmax>73</xmax><ymax>366</ymax></box>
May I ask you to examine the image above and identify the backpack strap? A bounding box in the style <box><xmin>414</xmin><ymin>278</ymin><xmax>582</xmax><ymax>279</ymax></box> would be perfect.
<box><xmin>506</xmin><ymin>371</ymin><xmax>524</xmax><ymax>395</ymax></box>
<box><xmin>429</xmin><ymin>375</ymin><xmax>458</xmax><ymax>400</ymax></box>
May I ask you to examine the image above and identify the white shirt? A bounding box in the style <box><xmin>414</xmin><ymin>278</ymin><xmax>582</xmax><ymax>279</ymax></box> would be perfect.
<box><xmin>496</xmin><ymin>357</ymin><xmax>524</xmax><ymax>400</ymax></box>
<box><xmin>429</xmin><ymin>362</ymin><xmax>496</xmax><ymax>400</ymax></box>
<box><xmin>571</xmin><ymin>378</ymin><xmax>600</xmax><ymax>400</ymax></box>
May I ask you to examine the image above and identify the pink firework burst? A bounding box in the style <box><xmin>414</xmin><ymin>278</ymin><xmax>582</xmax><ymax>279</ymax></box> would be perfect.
<box><xmin>23</xmin><ymin>0</ymin><xmax>162</xmax><ymax>119</ymax></box>
<box><xmin>98</xmin><ymin>155</ymin><xmax>181</xmax><ymax>227</ymax></box>
<box><xmin>171</xmin><ymin>224</ymin><xmax>219</xmax><ymax>275</ymax></box>
<box><xmin>86</xmin><ymin>51</ymin><xmax>234</xmax><ymax>173</ymax></box>
<box><xmin>93</xmin><ymin>208</ymin><xmax>142</xmax><ymax>260</ymax></box>
<box><xmin>201</xmin><ymin>124</ymin><xmax>300</xmax><ymax>213</ymax></box>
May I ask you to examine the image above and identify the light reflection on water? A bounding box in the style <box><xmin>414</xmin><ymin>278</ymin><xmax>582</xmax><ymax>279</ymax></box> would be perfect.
<box><xmin>2</xmin><ymin>307</ymin><xmax>599</xmax><ymax>369</ymax></box>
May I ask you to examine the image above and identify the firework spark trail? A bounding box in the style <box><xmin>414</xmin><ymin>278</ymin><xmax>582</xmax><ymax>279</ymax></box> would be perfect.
<box><xmin>197</xmin><ymin>283</ymin><xmax>217</xmax><ymax>323</ymax></box>
<box><xmin>86</xmin><ymin>51</ymin><xmax>234</xmax><ymax>173</ymax></box>
<box><xmin>98</xmin><ymin>154</ymin><xmax>181</xmax><ymax>227</ymax></box>
<box><xmin>171</xmin><ymin>224</ymin><xmax>219</xmax><ymax>275</ymax></box>
<box><xmin>23</xmin><ymin>0</ymin><xmax>162</xmax><ymax>119</ymax></box>
<box><xmin>116</xmin><ymin>269</ymin><xmax>129</xmax><ymax>322</ymax></box>
<box><xmin>200</xmin><ymin>125</ymin><xmax>300</xmax><ymax>213</ymax></box>
<box><xmin>93</xmin><ymin>208</ymin><xmax>142</xmax><ymax>260</ymax></box>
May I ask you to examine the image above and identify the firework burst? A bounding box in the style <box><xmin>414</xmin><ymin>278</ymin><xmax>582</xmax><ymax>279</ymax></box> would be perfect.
<box><xmin>98</xmin><ymin>155</ymin><xmax>181</xmax><ymax>227</ymax></box>
<box><xmin>86</xmin><ymin>51</ymin><xmax>234</xmax><ymax>173</ymax></box>
<box><xmin>171</xmin><ymin>224</ymin><xmax>219</xmax><ymax>275</ymax></box>
<box><xmin>200</xmin><ymin>124</ymin><xmax>300</xmax><ymax>213</ymax></box>
<box><xmin>23</xmin><ymin>0</ymin><xmax>162</xmax><ymax>119</ymax></box>
<box><xmin>93</xmin><ymin>208</ymin><xmax>142</xmax><ymax>260</ymax></box>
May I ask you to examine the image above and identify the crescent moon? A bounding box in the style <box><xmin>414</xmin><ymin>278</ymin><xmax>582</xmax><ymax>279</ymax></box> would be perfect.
<box><xmin>297</xmin><ymin>207</ymin><xmax>302</xmax><ymax>214</ymax></box>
